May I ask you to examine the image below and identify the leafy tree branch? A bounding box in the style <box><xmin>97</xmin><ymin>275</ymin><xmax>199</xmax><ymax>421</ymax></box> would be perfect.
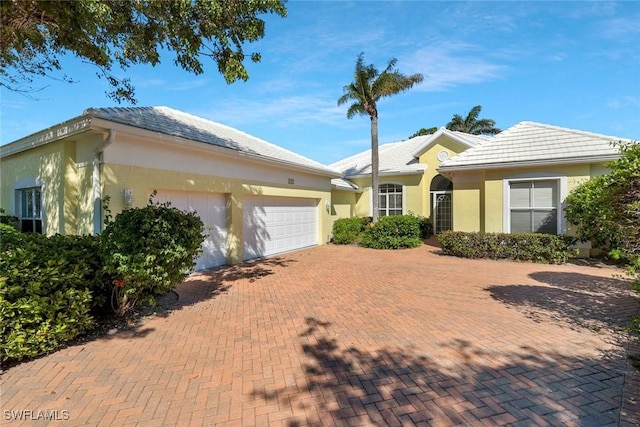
<box><xmin>0</xmin><ymin>0</ymin><xmax>287</xmax><ymax>103</ymax></box>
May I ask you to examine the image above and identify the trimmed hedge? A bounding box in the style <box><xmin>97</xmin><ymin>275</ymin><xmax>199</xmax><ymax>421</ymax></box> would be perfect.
<box><xmin>360</xmin><ymin>215</ymin><xmax>422</xmax><ymax>249</ymax></box>
<box><xmin>438</xmin><ymin>231</ymin><xmax>576</xmax><ymax>264</ymax></box>
<box><xmin>0</xmin><ymin>225</ymin><xmax>100</xmax><ymax>362</ymax></box>
<box><xmin>332</xmin><ymin>217</ymin><xmax>372</xmax><ymax>245</ymax></box>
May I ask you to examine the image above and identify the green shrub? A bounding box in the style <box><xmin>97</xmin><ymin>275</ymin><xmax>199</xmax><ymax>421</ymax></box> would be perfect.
<box><xmin>0</xmin><ymin>225</ymin><xmax>98</xmax><ymax>362</ymax></box>
<box><xmin>360</xmin><ymin>215</ymin><xmax>422</xmax><ymax>249</ymax></box>
<box><xmin>0</xmin><ymin>208</ymin><xmax>19</xmax><ymax>230</ymax></box>
<box><xmin>332</xmin><ymin>217</ymin><xmax>371</xmax><ymax>245</ymax></box>
<box><xmin>438</xmin><ymin>231</ymin><xmax>575</xmax><ymax>264</ymax></box>
<box><xmin>99</xmin><ymin>195</ymin><xmax>205</xmax><ymax>315</ymax></box>
<box><xmin>417</xmin><ymin>215</ymin><xmax>433</xmax><ymax>239</ymax></box>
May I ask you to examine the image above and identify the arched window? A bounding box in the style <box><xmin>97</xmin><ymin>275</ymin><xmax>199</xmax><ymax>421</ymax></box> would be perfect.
<box><xmin>378</xmin><ymin>183</ymin><xmax>403</xmax><ymax>217</ymax></box>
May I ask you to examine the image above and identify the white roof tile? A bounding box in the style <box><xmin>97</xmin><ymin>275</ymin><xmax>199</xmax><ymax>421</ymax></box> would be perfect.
<box><xmin>439</xmin><ymin>121</ymin><xmax>632</xmax><ymax>170</ymax></box>
<box><xmin>331</xmin><ymin>178</ymin><xmax>362</xmax><ymax>191</ymax></box>
<box><xmin>330</xmin><ymin>128</ymin><xmax>486</xmax><ymax>177</ymax></box>
<box><xmin>86</xmin><ymin>106</ymin><xmax>339</xmax><ymax>176</ymax></box>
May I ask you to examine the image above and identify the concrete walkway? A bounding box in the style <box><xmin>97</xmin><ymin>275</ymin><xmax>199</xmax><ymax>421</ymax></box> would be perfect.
<box><xmin>2</xmin><ymin>242</ymin><xmax>639</xmax><ymax>426</ymax></box>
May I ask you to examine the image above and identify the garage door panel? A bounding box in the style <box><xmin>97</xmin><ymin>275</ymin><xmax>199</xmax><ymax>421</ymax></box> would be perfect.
<box><xmin>243</xmin><ymin>196</ymin><xmax>317</xmax><ymax>260</ymax></box>
<box><xmin>156</xmin><ymin>191</ymin><xmax>227</xmax><ymax>270</ymax></box>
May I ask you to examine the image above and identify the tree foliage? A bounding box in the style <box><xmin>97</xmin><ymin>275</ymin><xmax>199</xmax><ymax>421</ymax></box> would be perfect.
<box><xmin>338</xmin><ymin>52</ymin><xmax>423</xmax><ymax>222</ymax></box>
<box><xmin>446</xmin><ymin>105</ymin><xmax>501</xmax><ymax>135</ymax></box>
<box><xmin>0</xmin><ymin>0</ymin><xmax>287</xmax><ymax>102</ymax></box>
<box><xmin>408</xmin><ymin>127</ymin><xmax>437</xmax><ymax>139</ymax></box>
<box><xmin>565</xmin><ymin>141</ymin><xmax>640</xmax><ymax>288</ymax></box>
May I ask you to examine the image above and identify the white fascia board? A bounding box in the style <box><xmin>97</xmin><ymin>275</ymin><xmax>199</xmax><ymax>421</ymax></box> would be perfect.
<box><xmin>0</xmin><ymin>115</ymin><xmax>92</xmax><ymax>158</ymax></box>
<box><xmin>438</xmin><ymin>155</ymin><xmax>621</xmax><ymax>173</ymax></box>
<box><xmin>331</xmin><ymin>184</ymin><xmax>363</xmax><ymax>193</ymax></box>
<box><xmin>410</xmin><ymin>129</ymin><xmax>474</xmax><ymax>158</ymax></box>
<box><xmin>89</xmin><ymin>118</ymin><xmax>342</xmax><ymax>178</ymax></box>
<box><xmin>346</xmin><ymin>167</ymin><xmax>427</xmax><ymax>179</ymax></box>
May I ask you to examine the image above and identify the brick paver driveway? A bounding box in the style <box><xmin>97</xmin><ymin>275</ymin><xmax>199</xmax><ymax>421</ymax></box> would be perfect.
<box><xmin>2</xmin><ymin>242</ymin><xmax>640</xmax><ymax>426</ymax></box>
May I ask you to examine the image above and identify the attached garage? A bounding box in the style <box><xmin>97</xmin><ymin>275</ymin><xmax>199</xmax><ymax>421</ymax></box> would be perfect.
<box><xmin>243</xmin><ymin>196</ymin><xmax>318</xmax><ymax>260</ymax></box>
<box><xmin>155</xmin><ymin>191</ymin><xmax>227</xmax><ymax>270</ymax></box>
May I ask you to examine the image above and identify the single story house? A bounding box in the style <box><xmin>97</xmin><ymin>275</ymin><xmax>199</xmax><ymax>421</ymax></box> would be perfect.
<box><xmin>0</xmin><ymin>106</ymin><xmax>341</xmax><ymax>269</ymax></box>
<box><xmin>330</xmin><ymin>121</ymin><xmax>634</xmax><ymax>254</ymax></box>
<box><xmin>2</xmin><ymin>106</ymin><xmax>634</xmax><ymax>267</ymax></box>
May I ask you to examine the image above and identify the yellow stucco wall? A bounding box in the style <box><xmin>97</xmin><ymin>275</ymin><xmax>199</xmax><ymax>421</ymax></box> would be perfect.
<box><xmin>452</xmin><ymin>182</ymin><xmax>482</xmax><ymax>232</ymax></box>
<box><xmin>349</xmin><ymin>174</ymin><xmax>424</xmax><ymax>217</ymax></box>
<box><xmin>330</xmin><ymin>189</ymin><xmax>356</xmax><ymax>220</ymax></box>
<box><xmin>450</xmin><ymin>163</ymin><xmax>607</xmax><ymax>236</ymax></box>
<box><xmin>101</xmin><ymin>163</ymin><xmax>333</xmax><ymax>264</ymax></box>
<box><xmin>419</xmin><ymin>137</ymin><xmax>470</xmax><ymax>218</ymax></box>
<box><xmin>0</xmin><ymin>139</ymin><xmax>82</xmax><ymax>235</ymax></box>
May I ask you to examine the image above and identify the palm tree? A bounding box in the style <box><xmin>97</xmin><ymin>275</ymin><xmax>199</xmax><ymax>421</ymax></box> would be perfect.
<box><xmin>338</xmin><ymin>53</ymin><xmax>423</xmax><ymax>222</ymax></box>
<box><xmin>446</xmin><ymin>105</ymin><xmax>501</xmax><ymax>135</ymax></box>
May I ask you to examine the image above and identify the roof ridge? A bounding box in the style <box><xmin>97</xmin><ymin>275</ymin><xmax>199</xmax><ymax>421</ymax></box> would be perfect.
<box><xmin>514</xmin><ymin>121</ymin><xmax>630</xmax><ymax>141</ymax></box>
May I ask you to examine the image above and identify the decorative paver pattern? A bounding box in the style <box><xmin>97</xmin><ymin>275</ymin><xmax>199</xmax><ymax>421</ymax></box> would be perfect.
<box><xmin>2</xmin><ymin>242</ymin><xmax>639</xmax><ymax>426</ymax></box>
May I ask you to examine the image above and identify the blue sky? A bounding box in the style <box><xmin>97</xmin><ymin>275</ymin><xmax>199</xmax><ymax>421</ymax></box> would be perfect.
<box><xmin>1</xmin><ymin>1</ymin><xmax>639</xmax><ymax>165</ymax></box>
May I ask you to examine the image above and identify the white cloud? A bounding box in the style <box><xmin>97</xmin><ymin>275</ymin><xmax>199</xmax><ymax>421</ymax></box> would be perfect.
<box><xmin>137</xmin><ymin>78</ymin><xmax>166</xmax><ymax>88</ymax></box>
<box><xmin>199</xmin><ymin>94</ymin><xmax>349</xmax><ymax>128</ymax></box>
<box><xmin>606</xmin><ymin>96</ymin><xmax>640</xmax><ymax>109</ymax></box>
<box><xmin>403</xmin><ymin>43</ymin><xmax>508</xmax><ymax>92</ymax></box>
<box><xmin>598</xmin><ymin>14</ymin><xmax>640</xmax><ymax>41</ymax></box>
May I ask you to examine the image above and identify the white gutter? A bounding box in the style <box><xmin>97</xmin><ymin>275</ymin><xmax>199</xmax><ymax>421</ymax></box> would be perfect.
<box><xmin>345</xmin><ymin>167</ymin><xmax>427</xmax><ymax>179</ymax></box>
<box><xmin>438</xmin><ymin>154</ymin><xmax>622</xmax><ymax>173</ymax></box>
<box><xmin>93</xmin><ymin>129</ymin><xmax>116</xmax><ymax>235</ymax></box>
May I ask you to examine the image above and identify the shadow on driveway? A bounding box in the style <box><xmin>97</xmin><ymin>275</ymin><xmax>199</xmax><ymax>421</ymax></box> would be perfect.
<box><xmin>251</xmin><ymin>318</ymin><xmax>627</xmax><ymax>426</ymax></box>
<box><xmin>486</xmin><ymin>271</ymin><xmax>639</xmax><ymax>333</ymax></box>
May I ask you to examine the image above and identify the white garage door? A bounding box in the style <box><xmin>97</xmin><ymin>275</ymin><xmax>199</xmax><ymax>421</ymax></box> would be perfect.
<box><xmin>243</xmin><ymin>196</ymin><xmax>318</xmax><ymax>260</ymax></box>
<box><xmin>155</xmin><ymin>191</ymin><xmax>227</xmax><ymax>270</ymax></box>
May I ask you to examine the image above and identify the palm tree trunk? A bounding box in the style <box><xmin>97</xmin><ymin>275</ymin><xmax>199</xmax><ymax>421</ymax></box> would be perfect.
<box><xmin>371</xmin><ymin>115</ymin><xmax>379</xmax><ymax>223</ymax></box>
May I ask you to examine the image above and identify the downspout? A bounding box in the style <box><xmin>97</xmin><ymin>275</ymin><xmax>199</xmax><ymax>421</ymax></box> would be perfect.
<box><xmin>93</xmin><ymin>130</ymin><xmax>116</xmax><ymax>235</ymax></box>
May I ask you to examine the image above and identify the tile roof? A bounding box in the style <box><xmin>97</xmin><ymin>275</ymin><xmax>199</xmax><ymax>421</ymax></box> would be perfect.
<box><xmin>330</xmin><ymin>128</ymin><xmax>487</xmax><ymax>177</ymax></box>
<box><xmin>85</xmin><ymin>106</ymin><xmax>339</xmax><ymax>176</ymax></box>
<box><xmin>439</xmin><ymin>121</ymin><xmax>631</xmax><ymax>171</ymax></box>
<box><xmin>410</xmin><ymin>128</ymin><xmax>490</xmax><ymax>158</ymax></box>
<box><xmin>331</xmin><ymin>178</ymin><xmax>362</xmax><ymax>192</ymax></box>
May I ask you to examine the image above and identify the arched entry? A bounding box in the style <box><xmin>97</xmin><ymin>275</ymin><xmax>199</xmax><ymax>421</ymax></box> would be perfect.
<box><xmin>430</xmin><ymin>175</ymin><xmax>453</xmax><ymax>234</ymax></box>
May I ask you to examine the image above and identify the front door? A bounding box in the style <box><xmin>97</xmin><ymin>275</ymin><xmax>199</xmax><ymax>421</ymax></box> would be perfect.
<box><xmin>432</xmin><ymin>191</ymin><xmax>452</xmax><ymax>234</ymax></box>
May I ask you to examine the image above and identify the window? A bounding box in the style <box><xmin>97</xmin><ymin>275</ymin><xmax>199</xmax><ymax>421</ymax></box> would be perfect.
<box><xmin>509</xmin><ymin>180</ymin><xmax>558</xmax><ymax>234</ymax></box>
<box><xmin>378</xmin><ymin>184</ymin><xmax>403</xmax><ymax>217</ymax></box>
<box><xmin>18</xmin><ymin>187</ymin><xmax>43</xmax><ymax>233</ymax></box>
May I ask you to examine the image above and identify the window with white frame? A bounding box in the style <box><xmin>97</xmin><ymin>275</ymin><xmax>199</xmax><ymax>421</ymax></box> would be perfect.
<box><xmin>17</xmin><ymin>187</ymin><xmax>43</xmax><ymax>233</ymax></box>
<box><xmin>378</xmin><ymin>183</ymin><xmax>403</xmax><ymax>217</ymax></box>
<box><xmin>509</xmin><ymin>180</ymin><xmax>558</xmax><ymax>234</ymax></box>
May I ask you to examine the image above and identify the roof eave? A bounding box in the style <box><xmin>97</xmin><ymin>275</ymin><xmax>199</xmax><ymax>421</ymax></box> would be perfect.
<box><xmin>345</xmin><ymin>167</ymin><xmax>427</xmax><ymax>179</ymax></box>
<box><xmin>438</xmin><ymin>154</ymin><xmax>621</xmax><ymax>173</ymax></box>
<box><xmin>410</xmin><ymin>128</ymin><xmax>476</xmax><ymax>158</ymax></box>
<box><xmin>331</xmin><ymin>184</ymin><xmax>363</xmax><ymax>193</ymax></box>
<box><xmin>0</xmin><ymin>115</ymin><xmax>92</xmax><ymax>158</ymax></box>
